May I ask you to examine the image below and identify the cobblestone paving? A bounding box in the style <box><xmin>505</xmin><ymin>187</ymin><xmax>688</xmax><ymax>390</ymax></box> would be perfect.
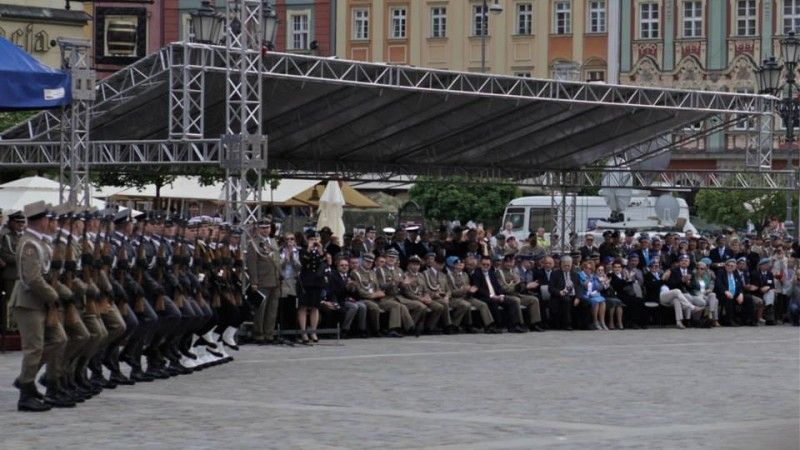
<box><xmin>0</xmin><ymin>326</ymin><xmax>797</xmax><ymax>449</ymax></box>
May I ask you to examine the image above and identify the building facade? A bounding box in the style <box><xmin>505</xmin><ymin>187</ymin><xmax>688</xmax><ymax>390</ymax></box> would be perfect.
<box><xmin>0</xmin><ymin>0</ymin><xmax>91</xmax><ymax>68</ymax></box>
<box><xmin>619</xmin><ymin>0</ymin><xmax>792</xmax><ymax>170</ymax></box>
<box><xmin>335</xmin><ymin>0</ymin><xmax>613</xmax><ymax>81</ymax></box>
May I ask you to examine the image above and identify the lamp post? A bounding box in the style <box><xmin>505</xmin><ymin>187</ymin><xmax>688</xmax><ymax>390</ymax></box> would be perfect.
<box><xmin>261</xmin><ymin>0</ymin><xmax>278</xmax><ymax>50</ymax></box>
<box><xmin>480</xmin><ymin>0</ymin><xmax>503</xmax><ymax>73</ymax></box>
<box><xmin>758</xmin><ymin>30</ymin><xmax>800</xmax><ymax>238</ymax></box>
<box><xmin>189</xmin><ymin>0</ymin><xmax>225</xmax><ymax>44</ymax></box>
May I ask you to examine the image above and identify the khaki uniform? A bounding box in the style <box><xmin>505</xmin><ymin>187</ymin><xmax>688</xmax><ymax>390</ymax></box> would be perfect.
<box><xmin>377</xmin><ymin>266</ymin><xmax>427</xmax><ymax>327</ymax></box>
<box><xmin>402</xmin><ymin>271</ymin><xmax>443</xmax><ymax>330</ymax></box>
<box><xmin>496</xmin><ymin>267</ymin><xmax>542</xmax><ymax>326</ymax></box>
<box><xmin>351</xmin><ymin>267</ymin><xmax>409</xmax><ymax>330</ymax></box>
<box><xmin>55</xmin><ymin>234</ymin><xmax>91</xmax><ymax>383</ymax></box>
<box><xmin>1</xmin><ymin>228</ymin><xmax>21</xmax><ymax>331</ymax></box>
<box><xmin>424</xmin><ymin>268</ymin><xmax>470</xmax><ymax>328</ymax></box>
<box><xmin>72</xmin><ymin>236</ymin><xmax>109</xmax><ymax>380</ymax></box>
<box><xmin>10</xmin><ymin>230</ymin><xmax>67</xmax><ymax>385</ymax></box>
<box><xmin>246</xmin><ymin>236</ymin><xmax>282</xmax><ymax>340</ymax></box>
<box><xmin>447</xmin><ymin>270</ymin><xmax>494</xmax><ymax>327</ymax></box>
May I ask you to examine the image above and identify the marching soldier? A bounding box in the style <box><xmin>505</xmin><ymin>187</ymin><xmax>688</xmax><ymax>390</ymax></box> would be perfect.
<box><xmin>352</xmin><ymin>253</ymin><xmax>409</xmax><ymax>337</ymax></box>
<box><xmin>11</xmin><ymin>201</ymin><xmax>69</xmax><ymax>411</ymax></box>
<box><xmin>246</xmin><ymin>219</ymin><xmax>282</xmax><ymax>345</ymax></box>
<box><xmin>496</xmin><ymin>254</ymin><xmax>545</xmax><ymax>332</ymax></box>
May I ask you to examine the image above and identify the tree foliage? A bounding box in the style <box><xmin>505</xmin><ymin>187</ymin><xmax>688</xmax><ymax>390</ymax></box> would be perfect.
<box><xmin>409</xmin><ymin>177</ymin><xmax>520</xmax><ymax>224</ymax></box>
<box><xmin>93</xmin><ymin>169</ymin><xmax>177</xmax><ymax>209</ymax></box>
<box><xmin>0</xmin><ymin>111</ymin><xmax>36</xmax><ymax>133</ymax></box>
<box><xmin>695</xmin><ymin>188</ymin><xmax>794</xmax><ymax>231</ymax></box>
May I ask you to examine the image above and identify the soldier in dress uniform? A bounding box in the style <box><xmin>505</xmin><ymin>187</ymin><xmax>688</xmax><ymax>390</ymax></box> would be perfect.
<box><xmin>446</xmin><ymin>256</ymin><xmax>493</xmax><ymax>332</ymax></box>
<box><xmin>1</xmin><ymin>210</ymin><xmax>25</xmax><ymax>336</ymax></box>
<box><xmin>423</xmin><ymin>255</ymin><xmax>469</xmax><ymax>334</ymax></box>
<box><xmin>246</xmin><ymin>218</ymin><xmax>282</xmax><ymax>344</ymax></box>
<box><xmin>402</xmin><ymin>255</ymin><xmax>444</xmax><ymax>333</ymax></box>
<box><xmin>496</xmin><ymin>254</ymin><xmax>545</xmax><ymax>332</ymax></box>
<box><xmin>11</xmin><ymin>201</ymin><xmax>69</xmax><ymax>411</ymax></box>
<box><xmin>353</xmin><ymin>253</ymin><xmax>412</xmax><ymax>337</ymax></box>
<box><xmin>378</xmin><ymin>249</ymin><xmax>426</xmax><ymax>335</ymax></box>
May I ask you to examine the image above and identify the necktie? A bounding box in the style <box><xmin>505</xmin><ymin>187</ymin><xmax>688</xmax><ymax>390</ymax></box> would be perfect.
<box><xmin>728</xmin><ymin>274</ymin><xmax>735</xmax><ymax>293</ymax></box>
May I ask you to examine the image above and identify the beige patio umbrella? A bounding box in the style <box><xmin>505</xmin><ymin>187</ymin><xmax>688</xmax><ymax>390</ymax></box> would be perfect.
<box><xmin>316</xmin><ymin>180</ymin><xmax>346</xmax><ymax>239</ymax></box>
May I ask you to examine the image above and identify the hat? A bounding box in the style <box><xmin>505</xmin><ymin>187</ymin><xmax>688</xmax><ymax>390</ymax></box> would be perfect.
<box><xmin>230</xmin><ymin>227</ymin><xmax>243</xmax><ymax>236</ymax></box>
<box><xmin>736</xmin><ymin>257</ymin><xmax>747</xmax><ymax>264</ymax></box>
<box><xmin>304</xmin><ymin>229</ymin><xmax>317</xmax><ymax>238</ymax></box>
<box><xmin>386</xmin><ymin>249</ymin><xmax>399</xmax><ymax>258</ymax></box>
<box><xmin>113</xmin><ymin>209</ymin><xmax>131</xmax><ymax>225</ymax></box>
<box><xmin>256</xmin><ymin>219</ymin><xmax>271</xmax><ymax>228</ymax></box>
<box><xmin>425</xmin><ymin>252</ymin><xmax>436</xmax><ymax>259</ymax></box>
<box><xmin>678</xmin><ymin>254</ymin><xmax>690</xmax><ymax>261</ymax></box>
<box><xmin>491</xmin><ymin>254</ymin><xmax>503</xmax><ymax>262</ymax></box>
<box><xmin>758</xmin><ymin>257</ymin><xmax>771</xmax><ymax>266</ymax></box>
<box><xmin>363</xmin><ymin>253</ymin><xmax>375</xmax><ymax>263</ymax></box>
<box><xmin>446</xmin><ymin>256</ymin><xmax>461</xmax><ymax>268</ymax></box>
<box><xmin>382</xmin><ymin>227</ymin><xmax>396</xmax><ymax>235</ymax></box>
<box><xmin>725</xmin><ymin>258</ymin><xmax>737</xmax><ymax>264</ymax></box>
<box><xmin>365</xmin><ymin>225</ymin><xmax>375</xmax><ymax>233</ymax></box>
<box><xmin>132</xmin><ymin>211</ymin><xmax>146</xmax><ymax>222</ymax></box>
<box><xmin>23</xmin><ymin>201</ymin><xmax>48</xmax><ymax>220</ymax></box>
<box><xmin>408</xmin><ymin>255</ymin><xmax>422</xmax><ymax>264</ymax></box>
<box><xmin>589</xmin><ymin>251</ymin><xmax>600</xmax><ymax>259</ymax></box>
<box><xmin>405</xmin><ymin>225</ymin><xmax>420</xmax><ymax>232</ymax></box>
<box><xmin>628</xmin><ymin>252</ymin><xmax>639</xmax><ymax>259</ymax></box>
<box><xmin>8</xmin><ymin>210</ymin><xmax>25</xmax><ymax>221</ymax></box>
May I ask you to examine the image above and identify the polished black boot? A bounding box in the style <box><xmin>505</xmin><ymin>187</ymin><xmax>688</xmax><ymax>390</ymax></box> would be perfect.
<box><xmin>17</xmin><ymin>383</ymin><xmax>51</xmax><ymax>412</ymax></box>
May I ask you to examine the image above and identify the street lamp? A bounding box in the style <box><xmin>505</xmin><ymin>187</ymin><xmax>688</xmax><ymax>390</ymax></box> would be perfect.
<box><xmin>262</xmin><ymin>1</ymin><xmax>279</xmax><ymax>51</ymax></box>
<box><xmin>189</xmin><ymin>0</ymin><xmax>225</xmax><ymax>44</ymax></box>
<box><xmin>758</xmin><ymin>30</ymin><xmax>800</xmax><ymax>238</ymax></box>
<box><xmin>480</xmin><ymin>0</ymin><xmax>503</xmax><ymax>73</ymax></box>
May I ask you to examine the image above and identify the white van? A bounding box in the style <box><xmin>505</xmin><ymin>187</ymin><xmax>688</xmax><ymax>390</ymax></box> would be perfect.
<box><xmin>500</xmin><ymin>194</ymin><xmax>696</xmax><ymax>242</ymax></box>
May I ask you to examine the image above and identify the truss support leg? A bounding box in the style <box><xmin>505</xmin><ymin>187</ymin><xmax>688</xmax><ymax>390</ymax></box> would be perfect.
<box><xmin>169</xmin><ymin>45</ymin><xmax>205</xmax><ymax>140</ymax></box>
<box><xmin>57</xmin><ymin>39</ymin><xmax>95</xmax><ymax>206</ymax></box>
<box><xmin>549</xmin><ymin>171</ymin><xmax>578</xmax><ymax>256</ymax></box>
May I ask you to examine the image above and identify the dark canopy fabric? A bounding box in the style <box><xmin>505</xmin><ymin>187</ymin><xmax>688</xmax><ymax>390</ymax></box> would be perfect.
<box><xmin>0</xmin><ymin>36</ymin><xmax>70</xmax><ymax>110</ymax></box>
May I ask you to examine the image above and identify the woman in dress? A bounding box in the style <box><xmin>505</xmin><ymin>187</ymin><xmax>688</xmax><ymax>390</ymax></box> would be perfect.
<box><xmin>297</xmin><ymin>230</ymin><xmax>325</xmax><ymax>344</ymax></box>
<box><xmin>579</xmin><ymin>261</ymin><xmax>607</xmax><ymax>330</ymax></box>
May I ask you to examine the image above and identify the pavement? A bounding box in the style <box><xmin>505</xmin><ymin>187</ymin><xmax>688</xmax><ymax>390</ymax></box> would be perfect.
<box><xmin>0</xmin><ymin>326</ymin><xmax>798</xmax><ymax>450</ymax></box>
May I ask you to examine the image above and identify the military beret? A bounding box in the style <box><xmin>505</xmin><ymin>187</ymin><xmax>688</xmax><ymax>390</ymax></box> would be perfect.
<box><xmin>700</xmin><ymin>257</ymin><xmax>712</xmax><ymax>266</ymax></box>
<box><xmin>446</xmin><ymin>256</ymin><xmax>460</xmax><ymax>268</ymax></box>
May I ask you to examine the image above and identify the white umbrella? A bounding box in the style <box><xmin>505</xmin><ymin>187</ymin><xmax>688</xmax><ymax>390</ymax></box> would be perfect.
<box><xmin>316</xmin><ymin>181</ymin><xmax>345</xmax><ymax>240</ymax></box>
<box><xmin>0</xmin><ymin>176</ymin><xmax>106</xmax><ymax>212</ymax></box>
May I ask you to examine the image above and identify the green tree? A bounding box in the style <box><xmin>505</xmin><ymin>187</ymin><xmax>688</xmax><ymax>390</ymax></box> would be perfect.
<box><xmin>695</xmin><ymin>188</ymin><xmax>794</xmax><ymax>230</ymax></box>
<box><xmin>409</xmin><ymin>177</ymin><xmax>520</xmax><ymax>224</ymax></box>
<box><xmin>93</xmin><ymin>169</ymin><xmax>177</xmax><ymax>210</ymax></box>
<box><xmin>0</xmin><ymin>111</ymin><xmax>36</xmax><ymax>133</ymax></box>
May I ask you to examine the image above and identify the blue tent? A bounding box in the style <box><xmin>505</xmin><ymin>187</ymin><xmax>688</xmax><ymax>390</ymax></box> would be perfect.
<box><xmin>0</xmin><ymin>36</ymin><xmax>71</xmax><ymax>110</ymax></box>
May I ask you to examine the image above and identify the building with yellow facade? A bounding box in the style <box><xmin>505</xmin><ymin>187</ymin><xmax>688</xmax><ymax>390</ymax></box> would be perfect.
<box><xmin>335</xmin><ymin>0</ymin><xmax>616</xmax><ymax>81</ymax></box>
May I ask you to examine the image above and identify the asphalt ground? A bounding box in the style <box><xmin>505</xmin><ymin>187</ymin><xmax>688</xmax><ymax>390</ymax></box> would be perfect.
<box><xmin>0</xmin><ymin>326</ymin><xmax>797</xmax><ymax>449</ymax></box>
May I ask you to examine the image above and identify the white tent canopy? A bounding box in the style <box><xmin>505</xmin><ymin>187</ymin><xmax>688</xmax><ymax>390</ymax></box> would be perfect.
<box><xmin>94</xmin><ymin>176</ymin><xmax>320</xmax><ymax>204</ymax></box>
<box><xmin>0</xmin><ymin>176</ymin><xmax>106</xmax><ymax>213</ymax></box>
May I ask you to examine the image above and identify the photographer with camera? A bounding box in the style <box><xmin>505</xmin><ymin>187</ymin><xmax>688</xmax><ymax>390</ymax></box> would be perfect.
<box><xmin>298</xmin><ymin>230</ymin><xmax>325</xmax><ymax>345</ymax></box>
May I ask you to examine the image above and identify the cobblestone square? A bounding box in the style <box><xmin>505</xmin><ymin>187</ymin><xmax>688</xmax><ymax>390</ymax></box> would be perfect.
<box><xmin>0</xmin><ymin>326</ymin><xmax>797</xmax><ymax>449</ymax></box>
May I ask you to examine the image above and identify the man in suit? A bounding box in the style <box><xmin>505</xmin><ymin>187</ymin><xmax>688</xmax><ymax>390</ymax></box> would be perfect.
<box><xmin>636</xmin><ymin>236</ymin><xmax>653</xmax><ymax>270</ymax></box>
<box><xmin>710</xmin><ymin>236</ymin><xmax>734</xmax><ymax>270</ymax></box>
<box><xmin>246</xmin><ymin>219</ymin><xmax>282</xmax><ymax>344</ymax></box>
<box><xmin>327</xmin><ymin>256</ymin><xmax>367</xmax><ymax>337</ymax></box>
<box><xmin>666</xmin><ymin>254</ymin><xmax>706</xmax><ymax>317</ymax></box>
<box><xmin>11</xmin><ymin>202</ymin><xmax>70</xmax><ymax>411</ymax></box>
<box><xmin>548</xmin><ymin>255</ymin><xmax>584</xmax><ymax>330</ymax></box>
<box><xmin>471</xmin><ymin>255</ymin><xmax>524</xmax><ymax>333</ymax></box>
<box><xmin>715</xmin><ymin>258</ymin><xmax>746</xmax><ymax>326</ymax></box>
<box><xmin>496</xmin><ymin>254</ymin><xmax>543</xmax><ymax>331</ymax></box>
<box><xmin>735</xmin><ymin>258</ymin><xmax>760</xmax><ymax>326</ymax></box>
<box><xmin>578</xmin><ymin>234</ymin><xmax>599</xmax><ymax>262</ymax></box>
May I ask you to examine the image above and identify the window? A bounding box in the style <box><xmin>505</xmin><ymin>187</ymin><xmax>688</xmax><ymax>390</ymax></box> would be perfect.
<box><xmin>529</xmin><ymin>208</ymin><xmax>553</xmax><ymax>232</ymax></box>
<box><xmin>734</xmin><ymin>88</ymin><xmax>755</xmax><ymax>130</ymax></box>
<box><xmin>736</xmin><ymin>0</ymin><xmax>756</xmax><ymax>36</ymax></box>
<box><xmin>514</xmin><ymin>70</ymin><xmax>533</xmax><ymax>77</ymax></box>
<box><xmin>588</xmin><ymin>0</ymin><xmax>606</xmax><ymax>33</ymax></box>
<box><xmin>473</xmin><ymin>4</ymin><xmax>488</xmax><ymax>35</ymax></box>
<box><xmin>431</xmin><ymin>6</ymin><xmax>447</xmax><ymax>38</ymax></box>
<box><xmin>517</xmin><ymin>3</ymin><xmax>533</xmax><ymax>35</ymax></box>
<box><xmin>390</xmin><ymin>7</ymin><xmax>407</xmax><ymax>39</ymax></box>
<box><xmin>554</xmin><ymin>0</ymin><xmax>572</xmax><ymax>34</ymax></box>
<box><xmin>683</xmin><ymin>1</ymin><xmax>702</xmax><ymax>37</ymax></box>
<box><xmin>785</xmin><ymin>0</ymin><xmax>800</xmax><ymax>33</ymax></box>
<box><xmin>683</xmin><ymin>121</ymin><xmax>703</xmax><ymax>132</ymax></box>
<box><xmin>289</xmin><ymin>13</ymin><xmax>309</xmax><ymax>50</ymax></box>
<box><xmin>504</xmin><ymin>208</ymin><xmax>526</xmax><ymax>231</ymax></box>
<box><xmin>640</xmin><ymin>3</ymin><xmax>659</xmax><ymax>39</ymax></box>
<box><xmin>587</xmin><ymin>70</ymin><xmax>605</xmax><ymax>81</ymax></box>
<box><xmin>353</xmin><ymin>8</ymin><xmax>369</xmax><ymax>40</ymax></box>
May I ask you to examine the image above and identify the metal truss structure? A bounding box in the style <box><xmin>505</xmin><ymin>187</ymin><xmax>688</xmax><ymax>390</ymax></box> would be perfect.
<box><xmin>0</xmin><ymin>38</ymin><xmax>787</xmax><ymax>240</ymax></box>
<box><xmin>57</xmin><ymin>38</ymin><xmax>95</xmax><ymax>206</ymax></box>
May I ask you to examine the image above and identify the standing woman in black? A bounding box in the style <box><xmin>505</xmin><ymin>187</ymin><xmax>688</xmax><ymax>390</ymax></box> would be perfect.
<box><xmin>298</xmin><ymin>229</ymin><xmax>325</xmax><ymax>344</ymax></box>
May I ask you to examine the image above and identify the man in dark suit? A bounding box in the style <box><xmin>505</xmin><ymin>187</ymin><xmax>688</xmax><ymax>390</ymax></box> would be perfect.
<box><xmin>709</xmin><ymin>236</ymin><xmax>734</xmax><ymax>271</ymax></box>
<box><xmin>548</xmin><ymin>255</ymin><xmax>585</xmax><ymax>330</ymax></box>
<box><xmin>751</xmin><ymin>258</ymin><xmax>776</xmax><ymax>325</ymax></box>
<box><xmin>636</xmin><ymin>236</ymin><xmax>653</xmax><ymax>270</ymax></box>
<box><xmin>715</xmin><ymin>259</ymin><xmax>746</xmax><ymax>326</ymax></box>
<box><xmin>325</xmin><ymin>257</ymin><xmax>367</xmax><ymax>337</ymax></box>
<box><xmin>578</xmin><ymin>234</ymin><xmax>599</xmax><ymax>262</ymax></box>
<box><xmin>470</xmin><ymin>255</ymin><xmax>524</xmax><ymax>333</ymax></box>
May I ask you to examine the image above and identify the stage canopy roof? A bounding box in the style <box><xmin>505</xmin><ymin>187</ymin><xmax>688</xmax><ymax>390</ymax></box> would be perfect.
<box><xmin>0</xmin><ymin>42</ymin><xmax>773</xmax><ymax>180</ymax></box>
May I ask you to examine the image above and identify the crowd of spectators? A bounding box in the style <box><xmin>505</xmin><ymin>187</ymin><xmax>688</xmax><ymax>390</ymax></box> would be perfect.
<box><xmin>260</xmin><ymin>216</ymin><xmax>800</xmax><ymax>341</ymax></box>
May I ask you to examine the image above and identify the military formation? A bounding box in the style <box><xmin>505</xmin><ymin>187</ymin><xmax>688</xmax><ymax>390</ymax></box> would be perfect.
<box><xmin>6</xmin><ymin>202</ymin><xmax>246</xmax><ymax>412</ymax></box>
